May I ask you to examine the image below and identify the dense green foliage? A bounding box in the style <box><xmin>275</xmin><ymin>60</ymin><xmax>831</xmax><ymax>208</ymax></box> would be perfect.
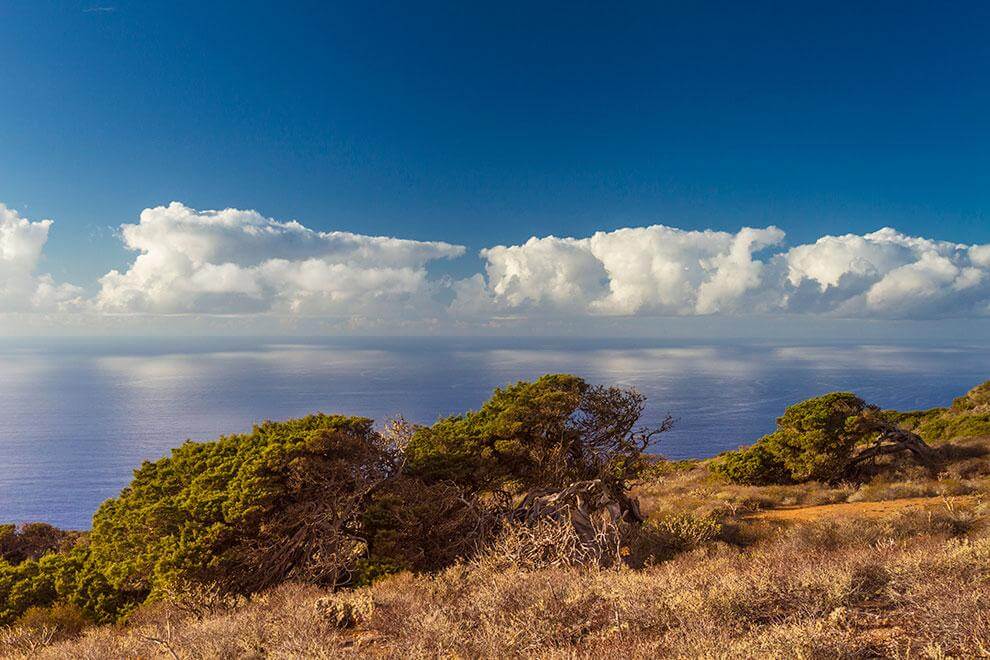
<box><xmin>712</xmin><ymin>383</ymin><xmax>990</xmax><ymax>486</ymax></box>
<box><xmin>1</xmin><ymin>414</ymin><xmax>399</xmax><ymax>624</ymax></box>
<box><xmin>712</xmin><ymin>392</ymin><xmax>868</xmax><ymax>484</ymax></box>
<box><xmin>708</xmin><ymin>442</ymin><xmax>792</xmax><ymax>485</ymax></box>
<box><xmin>0</xmin><ymin>525</ymin><xmax>104</xmax><ymax>626</ymax></box>
<box><xmin>406</xmin><ymin>374</ymin><xmax>663</xmax><ymax>494</ymax></box>
<box><xmin>0</xmin><ymin>544</ymin><xmax>111</xmax><ymax>626</ymax></box>
<box><xmin>88</xmin><ymin>414</ymin><xmax>395</xmax><ymax>602</ymax></box>
<box><xmin>356</xmin><ymin>478</ymin><xmax>483</xmax><ymax>583</ymax></box>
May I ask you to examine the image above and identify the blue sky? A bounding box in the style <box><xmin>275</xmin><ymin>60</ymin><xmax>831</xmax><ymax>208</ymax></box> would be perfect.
<box><xmin>1</xmin><ymin>2</ymin><xmax>989</xmax><ymax>334</ymax></box>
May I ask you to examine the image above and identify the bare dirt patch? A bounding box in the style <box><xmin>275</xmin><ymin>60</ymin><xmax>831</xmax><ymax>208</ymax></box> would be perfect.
<box><xmin>745</xmin><ymin>494</ymin><xmax>981</xmax><ymax>523</ymax></box>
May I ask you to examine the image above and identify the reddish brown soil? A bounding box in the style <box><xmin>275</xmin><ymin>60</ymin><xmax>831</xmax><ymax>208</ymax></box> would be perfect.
<box><xmin>745</xmin><ymin>495</ymin><xmax>980</xmax><ymax>522</ymax></box>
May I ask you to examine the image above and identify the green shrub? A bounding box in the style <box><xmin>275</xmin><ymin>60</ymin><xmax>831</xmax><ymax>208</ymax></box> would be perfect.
<box><xmin>0</xmin><ymin>540</ymin><xmax>123</xmax><ymax>626</ymax></box>
<box><xmin>712</xmin><ymin>383</ymin><xmax>990</xmax><ymax>485</ymax></box>
<box><xmin>0</xmin><ymin>559</ymin><xmax>50</xmax><ymax>626</ymax></box>
<box><xmin>82</xmin><ymin>414</ymin><xmax>400</xmax><ymax>619</ymax></box>
<box><xmin>711</xmin><ymin>443</ymin><xmax>792</xmax><ymax>485</ymax></box>
<box><xmin>358</xmin><ymin>477</ymin><xmax>492</xmax><ymax>581</ymax></box>
<box><xmin>917</xmin><ymin>413</ymin><xmax>990</xmax><ymax>443</ymax></box>
<box><xmin>713</xmin><ymin>392</ymin><xmax>867</xmax><ymax>485</ymax></box>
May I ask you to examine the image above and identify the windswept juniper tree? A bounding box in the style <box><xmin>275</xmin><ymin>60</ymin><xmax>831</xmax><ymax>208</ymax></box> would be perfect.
<box><xmin>405</xmin><ymin>374</ymin><xmax>672</xmax><ymax>498</ymax></box>
<box><xmin>713</xmin><ymin>392</ymin><xmax>934</xmax><ymax>485</ymax></box>
<box><xmin>404</xmin><ymin>374</ymin><xmax>673</xmax><ymax>548</ymax></box>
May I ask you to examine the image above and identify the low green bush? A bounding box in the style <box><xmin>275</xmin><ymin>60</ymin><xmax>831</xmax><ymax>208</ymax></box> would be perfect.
<box><xmin>712</xmin><ymin>392</ymin><xmax>867</xmax><ymax>485</ymax></box>
<box><xmin>711</xmin><ymin>444</ymin><xmax>792</xmax><ymax>485</ymax></box>
<box><xmin>86</xmin><ymin>414</ymin><xmax>399</xmax><ymax>612</ymax></box>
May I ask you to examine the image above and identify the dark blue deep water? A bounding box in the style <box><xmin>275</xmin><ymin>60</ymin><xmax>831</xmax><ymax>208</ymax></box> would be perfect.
<box><xmin>1</xmin><ymin>337</ymin><xmax>988</xmax><ymax>529</ymax></box>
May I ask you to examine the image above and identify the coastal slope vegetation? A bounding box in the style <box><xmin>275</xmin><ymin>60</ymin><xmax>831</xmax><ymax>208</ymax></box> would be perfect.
<box><xmin>2</xmin><ymin>377</ymin><xmax>990</xmax><ymax>658</ymax></box>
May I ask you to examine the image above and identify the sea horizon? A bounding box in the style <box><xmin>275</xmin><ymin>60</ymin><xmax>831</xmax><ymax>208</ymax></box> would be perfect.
<box><xmin>2</xmin><ymin>335</ymin><xmax>987</xmax><ymax>529</ymax></box>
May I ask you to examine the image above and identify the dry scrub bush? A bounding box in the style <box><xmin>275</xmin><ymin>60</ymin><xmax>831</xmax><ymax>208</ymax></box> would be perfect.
<box><xmin>0</xmin><ymin>625</ymin><xmax>57</xmax><ymax>657</ymax></box>
<box><xmin>846</xmin><ymin>476</ymin><xmax>979</xmax><ymax>503</ymax></box>
<box><xmin>623</xmin><ymin>512</ymin><xmax>724</xmax><ymax>566</ymax></box>
<box><xmin>0</xmin><ymin>603</ymin><xmax>89</xmax><ymax>657</ymax></box>
<box><xmin>315</xmin><ymin>591</ymin><xmax>374</xmax><ymax>628</ymax></box>
<box><xmin>14</xmin><ymin>603</ymin><xmax>88</xmax><ymax>638</ymax></box>
<box><xmin>648</xmin><ymin>512</ymin><xmax>722</xmax><ymax>549</ymax></box>
<box><xmin>126</xmin><ymin>580</ymin><xmax>247</xmax><ymax>628</ymax></box>
<box><xmin>477</xmin><ymin>516</ymin><xmax>624</xmax><ymax>571</ymax></box>
<box><xmin>476</xmin><ymin>506</ymin><xmax>719</xmax><ymax>573</ymax></box>
<box><xmin>17</xmin><ymin>582</ymin><xmax>349</xmax><ymax>660</ymax></box>
<box><xmin>360</xmin><ymin>526</ymin><xmax>990</xmax><ymax>657</ymax></box>
<box><xmin>756</xmin><ymin>499</ymin><xmax>987</xmax><ymax>554</ymax></box>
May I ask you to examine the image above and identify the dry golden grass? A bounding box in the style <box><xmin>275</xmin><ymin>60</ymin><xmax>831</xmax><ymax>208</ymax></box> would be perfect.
<box><xmin>6</xmin><ymin>498</ymin><xmax>988</xmax><ymax>659</ymax></box>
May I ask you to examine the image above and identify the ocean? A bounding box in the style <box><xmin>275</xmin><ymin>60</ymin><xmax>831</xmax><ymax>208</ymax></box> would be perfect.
<box><xmin>1</xmin><ymin>337</ymin><xmax>987</xmax><ymax>529</ymax></box>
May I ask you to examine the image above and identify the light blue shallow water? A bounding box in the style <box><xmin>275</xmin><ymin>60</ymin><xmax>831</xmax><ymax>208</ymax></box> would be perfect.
<box><xmin>1</xmin><ymin>337</ymin><xmax>988</xmax><ymax>529</ymax></box>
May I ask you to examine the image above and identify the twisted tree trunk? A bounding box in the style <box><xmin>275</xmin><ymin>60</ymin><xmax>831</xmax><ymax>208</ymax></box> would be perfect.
<box><xmin>844</xmin><ymin>424</ymin><xmax>935</xmax><ymax>477</ymax></box>
<box><xmin>514</xmin><ymin>479</ymin><xmax>643</xmax><ymax>545</ymax></box>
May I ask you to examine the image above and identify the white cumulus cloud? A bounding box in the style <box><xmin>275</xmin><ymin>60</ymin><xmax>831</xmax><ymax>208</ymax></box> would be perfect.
<box><xmin>96</xmin><ymin>202</ymin><xmax>465</xmax><ymax>316</ymax></box>
<box><xmin>457</xmin><ymin>225</ymin><xmax>990</xmax><ymax>320</ymax></box>
<box><xmin>455</xmin><ymin>225</ymin><xmax>786</xmax><ymax>316</ymax></box>
<box><xmin>0</xmin><ymin>204</ymin><xmax>82</xmax><ymax>312</ymax></box>
<box><xmin>783</xmin><ymin>228</ymin><xmax>989</xmax><ymax>318</ymax></box>
<box><xmin>5</xmin><ymin>198</ymin><xmax>990</xmax><ymax>325</ymax></box>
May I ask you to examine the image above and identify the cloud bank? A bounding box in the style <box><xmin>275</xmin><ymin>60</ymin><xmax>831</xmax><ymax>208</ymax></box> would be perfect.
<box><xmin>457</xmin><ymin>224</ymin><xmax>989</xmax><ymax>320</ymax></box>
<box><xmin>1</xmin><ymin>201</ymin><xmax>989</xmax><ymax>327</ymax></box>
<box><xmin>96</xmin><ymin>202</ymin><xmax>464</xmax><ymax>316</ymax></box>
<box><xmin>0</xmin><ymin>204</ymin><xmax>82</xmax><ymax>312</ymax></box>
<box><xmin>454</xmin><ymin>225</ymin><xmax>787</xmax><ymax>316</ymax></box>
<box><xmin>783</xmin><ymin>228</ymin><xmax>988</xmax><ymax>318</ymax></box>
